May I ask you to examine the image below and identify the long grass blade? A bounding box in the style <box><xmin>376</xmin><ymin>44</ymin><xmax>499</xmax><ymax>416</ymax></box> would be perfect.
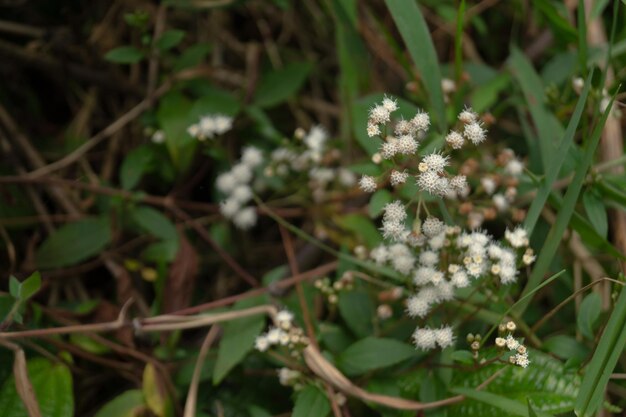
<box><xmin>450</xmin><ymin>388</ymin><xmax>554</xmax><ymax>417</ymax></box>
<box><xmin>385</xmin><ymin>0</ymin><xmax>446</xmax><ymax>132</ymax></box>
<box><xmin>516</xmin><ymin>94</ymin><xmax>616</xmax><ymax>315</ymax></box>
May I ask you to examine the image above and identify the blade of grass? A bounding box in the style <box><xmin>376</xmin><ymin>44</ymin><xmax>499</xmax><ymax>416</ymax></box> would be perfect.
<box><xmin>523</xmin><ymin>70</ymin><xmax>594</xmax><ymax>235</ymax></box>
<box><xmin>575</xmin><ymin>284</ymin><xmax>626</xmax><ymax>416</ymax></box>
<box><xmin>577</xmin><ymin>0</ymin><xmax>588</xmax><ymax>78</ymax></box>
<box><xmin>385</xmin><ymin>0</ymin><xmax>446</xmax><ymax>132</ymax></box>
<box><xmin>450</xmin><ymin>388</ymin><xmax>554</xmax><ymax>417</ymax></box>
<box><xmin>508</xmin><ymin>47</ymin><xmax>564</xmax><ymax>172</ymax></box>
<box><xmin>515</xmin><ymin>94</ymin><xmax>616</xmax><ymax>315</ymax></box>
<box><xmin>454</xmin><ymin>0</ymin><xmax>466</xmax><ymax>83</ymax></box>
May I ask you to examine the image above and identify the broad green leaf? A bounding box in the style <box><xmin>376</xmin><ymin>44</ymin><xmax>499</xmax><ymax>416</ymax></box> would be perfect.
<box><xmin>451</xmin><ymin>350</ymin><xmax>475</xmax><ymax>365</ymax></box>
<box><xmin>213</xmin><ymin>296</ymin><xmax>266</xmax><ymax>384</ymax></box>
<box><xmin>575</xmin><ymin>285</ymin><xmax>626</xmax><ymax>416</ymax></box>
<box><xmin>336</xmin><ymin>213</ymin><xmax>382</xmax><ymax>248</ymax></box>
<box><xmin>142</xmin><ymin>239</ymin><xmax>179</xmax><ymax>263</ymax></box>
<box><xmin>174</xmin><ymin>43</ymin><xmax>211</xmax><ymax>71</ymax></box>
<box><xmin>253</xmin><ymin>62</ymin><xmax>311</xmax><ymax>108</ymax></box>
<box><xmin>582</xmin><ymin>189</ymin><xmax>608</xmax><ymax>238</ymax></box>
<box><xmin>143</xmin><ymin>364</ymin><xmax>170</xmax><ymax>417</ymax></box>
<box><xmin>451</xmin><ymin>388</ymin><xmax>553</xmax><ymax>417</ymax></box>
<box><xmin>155</xmin><ymin>29</ymin><xmax>185</xmax><ymax>50</ymax></box>
<box><xmin>120</xmin><ymin>145</ymin><xmax>153</xmax><ymax>190</ymax></box>
<box><xmin>131</xmin><ymin>206</ymin><xmax>178</xmax><ymax>242</ymax></box>
<box><xmin>578</xmin><ymin>292</ymin><xmax>602</xmax><ymax>340</ymax></box>
<box><xmin>319</xmin><ymin>322</ymin><xmax>354</xmax><ymax>352</ymax></box>
<box><xmin>0</xmin><ymin>357</ymin><xmax>74</xmax><ymax>417</ymax></box>
<box><xmin>368</xmin><ymin>189</ymin><xmax>393</xmax><ymax>218</ymax></box>
<box><xmin>338</xmin><ymin>289</ymin><xmax>374</xmax><ymax>338</ymax></box>
<box><xmin>36</xmin><ymin>218</ymin><xmax>111</xmax><ymax>269</ymax></box>
<box><xmin>190</xmin><ymin>86</ymin><xmax>240</xmax><ymax>117</ymax></box>
<box><xmin>337</xmin><ymin>337</ymin><xmax>417</xmax><ymax>376</ymax></box>
<box><xmin>451</xmin><ymin>352</ymin><xmax>579</xmax><ymax>416</ymax></box>
<box><xmin>385</xmin><ymin>0</ymin><xmax>445</xmax><ymax>131</ymax></box>
<box><xmin>105</xmin><ymin>46</ymin><xmax>145</xmax><ymax>64</ymax></box>
<box><xmin>157</xmin><ymin>92</ymin><xmax>194</xmax><ymax>169</ymax></box>
<box><xmin>292</xmin><ymin>385</ymin><xmax>330</xmax><ymax>417</ymax></box>
<box><xmin>20</xmin><ymin>271</ymin><xmax>41</xmax><ymax>300</ymax></box>
<box><xmin>93</xmin><ymin>390</ymin><xmax>146</xmax><ymax>417</ymax></box>
<box><xmin>543</xmin><ymin>335</ymin><xmax>589</xmax><ymax>361</ymax></box>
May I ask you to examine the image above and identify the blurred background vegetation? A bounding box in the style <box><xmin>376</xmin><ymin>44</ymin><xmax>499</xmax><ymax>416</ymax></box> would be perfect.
<box><xmin>1</xmin><ymin>0</ymin><xmax>626</xmax><ymax>416</ymax></box>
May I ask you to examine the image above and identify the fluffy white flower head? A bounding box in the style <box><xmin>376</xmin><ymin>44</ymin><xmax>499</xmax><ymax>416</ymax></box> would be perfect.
<box><xmin>359</xmin><ymin>175</ymin><xmax>377</xmax><ymax>193</ymax></box>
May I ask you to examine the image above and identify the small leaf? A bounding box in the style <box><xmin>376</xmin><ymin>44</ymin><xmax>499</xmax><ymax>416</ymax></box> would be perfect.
<box><xmin>120</xmin><ymin>145</ymin><xmax>153</xmax><ymax>190</ymax></box>
<box><xmin>582</xmin><ymin>189</ymin><xmax>608</xmax><ymax>238</ymax></box>
<box><xmin>212</xmin><ymin>296</ymin><xmax>266</xmax><ymax>384</ymax></box>
<box><xmin>143</xmin><ymin>364</ymin><xmax>169</xmax><ymax>417</ymax></box>
<box><xmin>36</xmin><ymin>218</ymin><xmax>111</xmax><ymax>269</ymax></box>
<box><xmin>253</xmin><ymin>62</ymin><xmax>311</xmax><ymax>108</ymax></box>
<box><xmin>368</xmin><ymin>189</ymin><xmax>392</xmax><ymax>218</ymax></box>
<box><xmin>9</xmin><ymin>276</ymin><xmax>20</xmax><ymax>299</ymax></box>
<box><xmin>292</xmin><ymin>385</ymin><xmax>330</xmax><ymax>417</ymax></box>
<box><xmin>578</xmin><ymin>292</ymin><xmax>602</xmax><ymax>340</ymax></box>
<box><xmin>337</xmin><ymin>337</ymin><xmax>417</xmax><ymax>376</ymax></box>
<box><xmin>338</xmin><ymin>289</ymin><xmax>374</xmax><ymax>338</ymax></box>
<box><xmin>93</xmin><ymin>390</ymin><xmax>146</xmax><ymax>417</ymax></box>
<box><xmin>20</xmin><ymin>271</ymin><xmax>41</xmax><ymax>301</ymax></box>
<box><xmin>451</xmin><ymin>350</ymin><xmax>475</xmax><ymax>365</ymax></box>
<box><xmin>155</xmin><ymin>29</ymin><xmax>185</xmax><ymax>50</ymax></box>
<box><xmin>131</xmin><ymin>206</ymin><xmax>178</xmax><ymax>242</ymax></box>
<box><xmin>0</xmin><ymin>357</ymin><xmax>74</xmax><ymax>417</ymax></box>
<box><xmin>105</xmin><ymin>46</ymin><xmax>145</xmax><ymax>64</ymax></box>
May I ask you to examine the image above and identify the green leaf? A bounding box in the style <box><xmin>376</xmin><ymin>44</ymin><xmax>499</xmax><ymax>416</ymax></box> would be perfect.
<box><xmin>174</xmin><ymin>43</ymin><xmax>211</xmax><ymax>71</ymax></box>
<box><xmin>9</xmin><ymin>276</ymin><xmax>20</xmax><ymax>299</ymax></box>
<box><xmin>19</xmin><ymin>271</ymin><xmax>41</xmax><ymax>300</ymax></box>
<box><xmin>120</xmin><ymin>145</ymin><xmax>153</xmax><ymax>190</ymax></box>
<box><xmin>451</xmin><ymin>350</ymin><xmax>475</xmax><ymax>365</ymax></box>
<box><xmin>368</xmin><ymin>189</ymin><xmax>393</xmax><ymax>218</ymax></box>
<box><xmin>36</xmin><ymin>218</ymin><xmax>111</xmax><ymax>269</ymax></box>
<box><xmin>337</xmin><ymin>337</ymin><xmax>417</xmax><ymax>376</ymax></box>
<box><xmin>93</xmin><ymin>390</ymin><xmax>146</xmax><ymax>417</ymax></box>
<box><xmin>131</xmin><ymin>206</ymin><xmax>178</xmax><ymax>242</ymax></box>
<box><xmin>508</xmin><ymin>47</ymin><xmax>565</xmax><ymax>173</ymax></box>
<box><xmin>190</xmin><ymin>87</ymin><xmax>240</xmax><ymax>117</ymax></box>
<box><xmin>157</xmin><ymin>92</ymin><xmax>194</xmax><ymax>169</ymax></box>
<box><xmin>213</xmin><ymin>296</ymin><xmax>266</xmax><ymax>385</ymax></box>
<box><xmin>528</xmin><ymin>401</ymin><xmax>540</xmax><ymax>417</ymax></box>
<box><xmin>155</xmin><ymin>29</ymin><xmax>185</xmax><ymax>50</ymax></box>
<box><xmin>451</xmin><ymin>388</ymin><xmax>553</xmax><ymax>417</ymax></box>
<box><xmin>0</xmin><ymin>357</ymin><xmax>74</xmax><ymax>417</ymax></box>
<box><xmin>336</xmin><ymin>213</ymin><xmax>382</xmax><ymax>248</ymax></box>
<box><xmin>142</xmin><ymin>239</ymin><xmax>179</xmax><ymax>263</ymax></box>
<box><xmin>578</xmin><ymin>292</ymin><xmax>602</xmax><ymax>340</ymax></box>
<box><xmin>582</xmin><ymin>189</ymin><xmax>608</xmax><ymax>238</ymax></box>
<box><xmin>385</xmin><ymin>0</ymin><xmax>445</xmax><ymax>131</ymax></box>
<box><xmin>451</xmin><ymin>352</ymin><xmax>578</xmax><ymax>416</ymax></box>
<box><xmin>543</xmin><ymin>335</ymin><xmax>589</xmax><ymax>361</ymax></box>
<box><xmin>338</xmin><ymin>289</ymin><xmax>374</xmax><ymax>338</ymax></box>
<box><xmin>253</xmin><ymin>62</ymin><xmax>311</xmax><ymax>108</ymax></box>
<box><xmin>104</xmin><ymin>46</ymin><xmax>145</xmax><ymax>64</ymax></box>
<box><xmin>292</xmin><ymin>385</ymin><xmax>330</xmax><ymax>417</ymax></box>
<box><xmin>575</xmin><ymin>285</ymin><xmax>626</xmax><ymax>417</ymax></box>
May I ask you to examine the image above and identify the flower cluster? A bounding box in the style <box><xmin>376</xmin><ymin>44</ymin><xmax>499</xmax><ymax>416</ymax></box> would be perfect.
<box><xmin>187</xmin><ymin>114</ymin><xmax>234</xmax><ymax>141</ymax></box>
<box><xmin>217</xmin><ymin>147</ymin><xmax>264</xmax><ymax>230</ymax></box>
<box><xmin>412</xmin><ymin>325</ymin><xmax>455</xmax><ymax>350</ymax></box>
<box><xmin>254</xmin><ymin>310</ymin><xmax>309</xmax><ymax>354</ymax></box>
<box><xmin>314</xmin><ymin>272</ymin><xmax>354</xmax><ymax>304</ymax></box>
<box><xmin>495</xmin><ymin>321</ymin><xmax>530</xmax><ymax>368</ymax></box>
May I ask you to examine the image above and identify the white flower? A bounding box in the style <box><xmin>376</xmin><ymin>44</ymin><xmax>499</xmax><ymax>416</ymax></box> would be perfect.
<box><xmin>359</xmin><ymin>175</ymin><xmax>377</xmax><ymax>192</ymax></box>
<box><xmin>241</xmin><ymin>147</ymin><xmax>264</xmax><ymax>168</ymax></box>
<box><xmin>413</xmin><ymin>327</ymin><xmax>437</xmax><ymax>350</ymax></box>
<box><xmin>410</xmin><ymin>111</ymin><xmax>430</xmax><ymax>132</ymax></box>
<box><xmin>232</xmin><ymin>163</ymin><xmax>253</xmax><ymax>184</ymax></box>
<box><xmin>390</xmin><ymin>170</ymin><xmax>409</xmax><ymax>186</ymax></box>
<box><xmin>369</xmin><ymin>105</ymin><xmax>391</xmax><ymax>124</ymax></box>
<box><xmin>514</xmin><ymin>353</ymin><xmax>530</xmax><ymax>368</ymax></box>
<box><xmin>383</xmin><ymin>200</ymin><xmax>407</xmax><ymax>223</ymax></box>
<box><xmin>266</xmin><ymin>327</ymin><xmax>284</xmax><ymax>344</ymax></box>
<box><xmin>278</xmin><ymin>368</ymin><xmax>301</xmax><ymax>386</ymax></box>
<box><xmin>413</xmin><ymin>266</ymin><xmax>437</xmax><ymax>286</ymax></box>
<box><xmin>213</xmin><ymin>114</ymin><xmax>234</xmax><ymax>134</ymax></box>
<box><xmin>233</xmin><ymin>206</ymin><xmax>257</xmax><ymax>230</ymax></box>
<box><xmin>481</xmin><ymin>177</ymin><xmax>497</xmax><ymax>195</ymax></box>
<box><xmin>505</xmin><ymin>227</ymin><xmax>529</xmax><ymax>248</ymax></box>
<box><xmin>417</xmin><ymin>170</ymin><xmax>443</xmax><ymax>195</ymax></box>
<box><xmin>396</xmin><ymin>135</ymin><xmax>418</xmax><ymax>154</ymax></box>
<box><xmin>219</xmin><ymin>198</ymin><xmax>240</xmax><ymax>219</ymax></box>
<box><xmin>276</xmin><ymin>310</ymin><xmax>294</xmax><ymax>329</ymax></box>
<box><xmin>395</xmin><ymin>119</ymin><xmax>414</xmax><ymax>136</ymax></box>
<box><xmin>499</xmin><ymin>264</ymin><xmax>517</xmax><ymax>284</ymax></box>
<box><xmin>445</xmin><ymin>130</ymin><xmax>464</xmax><ymax>149</ymax></box>
<box><xmin>406</xmin><ymin>295</ymin><xmax>431</xmax><ymax>318</ymax></box>
<box><xmin>434</xmin><ymin>326</ymin><xmax>455</xmax><ymax>348</ymax></box>
<box><xmin>187</xmin><ymin>124</ymin><xmax>200</xmax><ymax>138</ymax></box>
<box><xmin>419</xmin><ymin>250</ymin><xmax>439</xmax><ymax>266</ymax></box>
<box><xmin>380</xmin><ymin>220</ymin><xmax>406</xmax><ymax>241</ymax></box>
<box><xmin>422</xmin><ymin>152</ymin><xmax>449</xmax><ymax>173</ymax></box>
<box><xmin>370</xmin><ymin>245</ymin><xmax>389</xmax><ymax>264</ymax></box>
<box><xmin>367</xmin><ymin>122</ymin><xmax>381</xmax><ymax>137</ymax></box>
<box><xmin>493</xmin><ymin>194</ymin><xmax>508</xmax><ymax>212</ymax></box>
<box><xmin>255</xmin><ymin>335</ymin><xmax>269</xmax><ymax>352</ymax></box>
<box><xmin>151</xmin><ymin>130</ymin><xmax>165</xmax><ymax>144</ymax></box>
<box><xmin>380</xmin><ymin>141</ymin><xmax>398</xmax><ymax>159</ymax></box>
<box><xmin>231</xmin><ymin>185</ymin><xmax>253</xmax><ymax>204</ymax></box>
<box><xmin>441</xmin><ymin>78</ymin><xmax>456</xmax><ymax>94</ymax></box>
<box><xmin>304</xmin><ymin>125</ymin><xmax>327</xmax><ymax>153</ymax></box>
<box><xmin>458</xmin><ymin>107</ymin><xmax>477</xmax><ymax>124</ymax></box>
<box><xmin>382</xmin><ymin>96</ymin><xmax>399</xmax><ymax>112</ymax></box>
<box><xmin>435</xmin><ymin>282</ymin><xmax>455</xmax><ymax>301</ymax></box>
<box><xmin>216</xmin><ymin>172</ymin><xmax>237</xmax><ymax>194</ymax></box>
<box><xmin>451</xmin><ymin>270</ymin><xmax>469</xmax><ymax>287</ymax></box>
<box><xmin>463</xmin><ymin>122</ymin><xmax>487</xmax><ymax>145</ymax></box>
<box><xmin>505</xmin><ymin>158</ymin><xmax>524</xmax><ymax>176</ymax></box>
<box><xmin>450</xmin><ymin>175</ymin><xmax>467</xmax><ymax>192</ymax></box>
<box><xmin>505</xmin><ymin>334</ymin><xmax>520</xmax><ymax>350</ymax></box>
<box><xmin>338</xmin><ymin>169</ymin><xmax>357</xmax><ymax>187</ymax></box>
<box><xmin>428</xmin><ymin>232</ymin><xmax>446</xmax><ymax>250</ymax></box>
<box><xmin>391</xmin><ymin>254</ymin><xmax>415</xmax><ymax>275</ymax></box>
<box><xmin>422</xmin><ymin>217</ymin><xmax>444</xmax><ymax>238</ymax></box>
